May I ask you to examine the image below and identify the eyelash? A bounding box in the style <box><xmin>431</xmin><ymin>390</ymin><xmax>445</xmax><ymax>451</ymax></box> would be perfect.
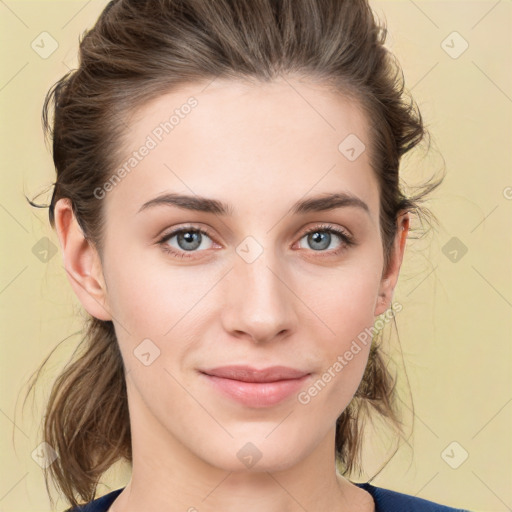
<box><xmin>157</xmin><ymin>223</ymin><xmax>355</xmax><ymax>260</ymax></box>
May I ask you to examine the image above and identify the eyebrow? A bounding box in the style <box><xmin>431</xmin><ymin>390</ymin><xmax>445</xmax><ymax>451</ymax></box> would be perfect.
<box><xmin>137</xmin><ymin>192</ymin><xmax>370</xmax><ymax>217</ymax></box>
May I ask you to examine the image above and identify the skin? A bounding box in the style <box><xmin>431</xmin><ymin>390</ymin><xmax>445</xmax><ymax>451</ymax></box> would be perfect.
<box><xmin>54</xmin><ymin>76</ymin><xmax>409</xmax><ymax>512</ymax></box>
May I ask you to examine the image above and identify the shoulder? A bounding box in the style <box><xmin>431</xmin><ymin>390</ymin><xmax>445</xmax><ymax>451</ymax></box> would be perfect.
<box><xmin>354</xmin><ymin>482</ymin><xmax>472</xmax><ymax>512</ymax></box>
<box><xmin>63</xmin><ymin>487</ymin><xmax>124</xmax><ymax>512</ymax></box>
<box><xmin>64</xmin><ymin>483</ymin><xmax>473</xmax><ymax>512</ymax></box>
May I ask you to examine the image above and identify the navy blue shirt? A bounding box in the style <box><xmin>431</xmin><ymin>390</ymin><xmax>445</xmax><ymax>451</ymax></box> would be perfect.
<box><xmin>65</xmin><ymin>483</ymin><xmax>472</xmax><ymax>511</ymax></box>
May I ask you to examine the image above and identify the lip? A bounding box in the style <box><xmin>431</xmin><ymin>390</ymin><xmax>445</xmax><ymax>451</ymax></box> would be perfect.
<box><xmin>199</xmin><ymin>365</ymin><xmax>311</xmax><ymax>408</ymax></box>
<box><xmin>200</xmin><ymin>365</ymin><xmax>310</xmax><ymax>382</ymax></box>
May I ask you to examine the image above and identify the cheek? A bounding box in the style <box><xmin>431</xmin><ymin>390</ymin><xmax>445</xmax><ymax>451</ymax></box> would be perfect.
<box><xmin>296</xmin><ymin>263</ymin><xmax>381</xmax><ymax>404</ymax></box>
<box><xmin>102</xmin><ymin>249</ymin><xmax>222</xmax><ymax>375</ymax></box>
<box><xmin>306</xmin><ymin>263</ymin><xmax>381</xmax><ymax>343</ymax></box>
<box><xmin>103</xmin><ymin>248</ymin><xmax>206</xmax><ymax>331</ymax></box>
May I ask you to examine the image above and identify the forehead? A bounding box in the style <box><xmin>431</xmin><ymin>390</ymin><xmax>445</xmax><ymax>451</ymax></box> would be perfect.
<box><xmin>104</xmin><ymin>76</ymin><xmax>379</xmax><ymax>220</ymax></box>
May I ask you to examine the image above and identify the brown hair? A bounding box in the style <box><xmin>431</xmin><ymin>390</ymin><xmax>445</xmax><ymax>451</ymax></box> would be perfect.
<box><xmin>23</xmin><ymin>0</ymin><xmax>444</xmax><ymax>508</ymax></box>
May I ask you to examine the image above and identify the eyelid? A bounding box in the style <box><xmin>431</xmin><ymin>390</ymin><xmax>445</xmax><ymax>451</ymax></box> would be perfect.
<box><xmin>299</xmin><ymin>223</ymin><xmax>353</xmax><ymax>242</ymax></box>
<box><xmin>157</xmin><ymin>224</ymin><xmax>215</xmax><ymax>242</ymax></box>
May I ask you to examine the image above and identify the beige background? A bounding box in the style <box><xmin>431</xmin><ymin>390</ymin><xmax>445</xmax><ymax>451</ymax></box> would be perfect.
<box><xmin>1</xmin><ymin>1</ymin><xmax>510</xmax><ymax>511</ymax></box>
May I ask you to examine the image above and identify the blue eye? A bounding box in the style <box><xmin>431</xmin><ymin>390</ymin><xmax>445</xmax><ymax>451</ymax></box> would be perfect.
<box><xmin>298</xmin><ymin>224</ymin><xmax>354</xmax><ymax>254</ymax></box>
<box><xmin>157</xmin><ymin>223</ymin><xmax>354</xmax><ymax>260</ymax></box>
<box><xmin>158</xmin><ymin>227</ymin><xmax>215</xmax><ymax>259</ymax></box>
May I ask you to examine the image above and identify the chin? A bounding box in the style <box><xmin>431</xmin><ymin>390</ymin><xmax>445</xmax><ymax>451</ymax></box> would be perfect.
<box><xmin>196</xmin><ymin>436</ymin><xmax>307</xmax><ymax>474</ymax></box>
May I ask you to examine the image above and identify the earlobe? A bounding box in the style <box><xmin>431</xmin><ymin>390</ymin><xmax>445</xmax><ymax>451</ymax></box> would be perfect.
<box><xmin>374</xmin><ymin>212</ymin><xmax>410</xmax><ymax>316</ymax></box>
<box><xmin>53</xmin><ymin>198</ymin><xmax>112</xmax><ymax>321</ymax></box>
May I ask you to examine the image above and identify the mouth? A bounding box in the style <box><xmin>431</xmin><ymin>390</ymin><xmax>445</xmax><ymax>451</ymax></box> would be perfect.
<box><xmin>199</xmin><ymin>365</ymin><xmax>310</xmax><ymax>383</ymax></box>
<box><xmin>199</xmin><ymin>366</ymin><xmax>311</xmax><ymax>408</ymax></box>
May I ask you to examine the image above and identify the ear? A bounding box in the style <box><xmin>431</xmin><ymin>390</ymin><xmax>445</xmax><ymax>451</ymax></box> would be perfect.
<box><xmin>374</xmin><ymin>211</ymin><xmax>409</xmax><ymax>316</ymax></box>
<box><xmin>53</xmin><ymin>198</ymin><xmax>112</xmax><ymax>321</ymax></box>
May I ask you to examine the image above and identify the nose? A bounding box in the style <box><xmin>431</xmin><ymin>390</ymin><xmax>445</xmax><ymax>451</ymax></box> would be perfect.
<box><xmin>220</xmin><ymin>247</ymin><xmax>298</xmax><ymax>344</ymax></box>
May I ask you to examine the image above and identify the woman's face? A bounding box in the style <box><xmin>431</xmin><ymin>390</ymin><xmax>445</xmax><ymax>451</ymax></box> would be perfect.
<box><xmin>58</xmin><ymin>76</ymin><xmax>407</xmax><ymax>475</ymax></box>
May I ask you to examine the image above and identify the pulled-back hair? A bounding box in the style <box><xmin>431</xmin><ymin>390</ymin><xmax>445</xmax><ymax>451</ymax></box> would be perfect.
<box><xmin>23</xmin><ymin>0</ymin><xmax>444</xmax><ymax>508</ymax></box>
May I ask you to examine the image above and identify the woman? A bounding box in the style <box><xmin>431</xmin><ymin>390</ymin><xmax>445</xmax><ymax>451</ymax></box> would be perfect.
<box><xmin>28</xmin><ymin>0</ymin><xmax>472</xmax><ymax>510</ymax></box>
